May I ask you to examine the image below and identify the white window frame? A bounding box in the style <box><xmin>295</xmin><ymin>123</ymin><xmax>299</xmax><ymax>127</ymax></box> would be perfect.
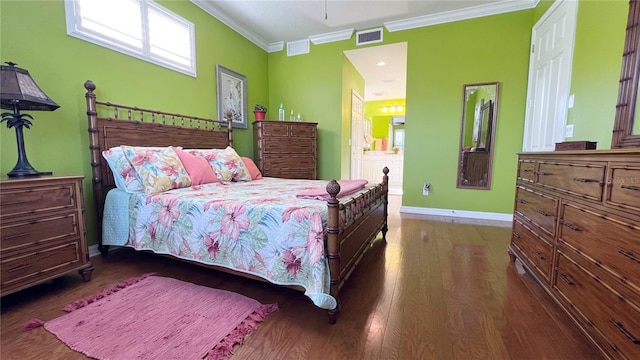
<box><xmin>64</xmin><ymin>0</ymin><xmax>196</xmax><ymax>77</ymax></box>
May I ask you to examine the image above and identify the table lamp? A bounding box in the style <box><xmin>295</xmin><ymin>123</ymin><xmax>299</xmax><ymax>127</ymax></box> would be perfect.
<box><xmin>1</xmin><ymin>62</ymin><xmax>59</xmax><ymax>177</ymax></box>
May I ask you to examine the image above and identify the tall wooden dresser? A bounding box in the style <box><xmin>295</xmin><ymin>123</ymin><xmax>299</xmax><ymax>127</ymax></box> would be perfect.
<box><xmin>253</xmin><ymin>120</ymin><xmax>318</xmax><ymax>179</ymax></box>
<box><xmin>509</xmin><ymin>149</ymin><xmax>640</xmax><ymax>360</ymax></box>
<box><xmin>0</xmin><ymin>176</ymin><xmax>94</xmax><ymax>296</ymax></box>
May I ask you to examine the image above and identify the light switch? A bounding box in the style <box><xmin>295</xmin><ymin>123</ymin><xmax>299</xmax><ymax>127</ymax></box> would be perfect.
<box><xmin>568</xmin><ymin>94</ymin><xmax>575</xmax><ymax>108</ymax></box>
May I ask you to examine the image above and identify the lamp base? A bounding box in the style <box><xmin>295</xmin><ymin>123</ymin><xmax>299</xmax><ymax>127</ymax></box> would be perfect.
<box><xmin>7</xmin><ymin>168</ymin><xmax>52</xmax><ymax>178</ymax></box>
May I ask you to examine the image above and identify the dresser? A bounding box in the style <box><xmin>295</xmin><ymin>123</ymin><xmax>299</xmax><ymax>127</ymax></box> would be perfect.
<box><xmin>509</xmin><ymin>150</ymin><xmax>640</xmax><ymax>360</ymax></box>
<box><xmin>253</xmin><ymin>120</ymin><xmax>318</xmax><ymax>179</ymax></box>
<box><xmin>1</xmin><ymin>176</ymin><xmax>94</xmax><ymax>296</ymax></box>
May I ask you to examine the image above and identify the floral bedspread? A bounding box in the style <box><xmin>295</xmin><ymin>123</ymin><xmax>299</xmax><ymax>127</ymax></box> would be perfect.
<box><xmin>126</xmin><ymin>178</ymin><xmax>344</xmax><ymax>310</ymax></box>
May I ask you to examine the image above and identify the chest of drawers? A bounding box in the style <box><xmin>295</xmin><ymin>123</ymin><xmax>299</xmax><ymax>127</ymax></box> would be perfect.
<box><xmin>510</xmin><ymin>150</ymin><xmax>640</xmax><ymax>359</ymax></box>
<box><xmin>1</xmin><ymin>176</ymin><xmax>94</xmax><ymax>296</ymax></box>
<box><xmin>253</xmin><ymin>120</ymin><xmax>318</xmax><ymax>179</ymax></box>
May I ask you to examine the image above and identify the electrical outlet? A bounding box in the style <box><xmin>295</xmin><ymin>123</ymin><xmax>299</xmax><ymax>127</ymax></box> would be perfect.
<box><xmin>565</xmin><ymin>124</ymin><xmax>574</xmax><ymax>138</ymax></box>
<box><xmin>423</xmin><ymin>182</ymin><xmax>430</xmax><ymax>196</ymax></box>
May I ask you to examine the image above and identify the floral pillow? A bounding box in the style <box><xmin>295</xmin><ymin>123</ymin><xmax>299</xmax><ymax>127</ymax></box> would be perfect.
<box><xmin>121</xmin><ymin>146</ymin><xmax>192</xmax><ymax>194</ymax></box>
<box><xmin>186</xmin><ymin>146</ymin><xmax>252</xmax><ymax>182</ymax></box>
<box><xmin>102</xmin><ymin>147</ymin><xmax>144</xmax><ymax>193</ymax></box>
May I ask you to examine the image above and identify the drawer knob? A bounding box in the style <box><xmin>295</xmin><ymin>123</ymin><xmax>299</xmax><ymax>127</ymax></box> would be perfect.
<box><xmin>539</xmin><ymin>172</ymin><xmax>553</xmax><ymax>176</ymax></box>
<box><xmin>560</xmin><ymin>220</ymin><xmax>582</xmax><ymax>232</ymax></box>
<box><xmin>512</xmin><ymin>232</ymin><xmax>521</xmax><ymax>239</ymax></box>
<box><xmin>610</xmin><ymin>320</ymin><xmax>640</xmax><ymax>345</ymax></box>
<box><xmin>516</xmin><ymin>198</ymin><xmax>526</xmax><ymax>204</ymax></box>
<box><xmin>8</xmin><ymin>264</ymin><xmax>29</xmax><ymax>273</ymax></box>
<box><xmin>559</xmin><ymin>273</ymin><xmax>575</xmax><ymax>286</ymax></box>
<box><xmin>537</xmin><ymin>209</ymin><xmax>552</xmax><ymax>217</ymax></box>
<box><xmin>572</xmin><ymin>177</ymin><xmax>602</xmax><ymax>184</ymax></box>
<box><xmin>534</xmin><ymin>250</ymin><xmax>546</xmax><ymax>260</ymax></box>
<box><xmin>621</xmin><ymin>185</ymin><xmax>640</xmax><ymax>191</ymax></box>
<box><xmin>619</xmin><ymin>250</ymin><xmax>640</xmax><ymax>264</ymax></box>
<box><xmin>3</xmin><ymin>232</ymin><xmax>30</xmax><ymax>240</ymax></box>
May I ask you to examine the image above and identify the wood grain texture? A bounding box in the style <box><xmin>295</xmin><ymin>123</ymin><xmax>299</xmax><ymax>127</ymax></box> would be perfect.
<box><xmin>1</xmin><ymin>196</ymin><xmax>601</xmax><ymax>360</ymax></box>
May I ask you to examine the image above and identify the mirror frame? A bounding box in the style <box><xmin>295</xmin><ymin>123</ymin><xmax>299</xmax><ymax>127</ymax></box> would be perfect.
<box><xmin>457</xmin><ymin>82</ymin><xmax>499</xmax><ymax>190</ymax></box>
<box><xmin>612</xmin><ymin>0</ymin><xmax>640</xmax><ymax>148</ymax></box>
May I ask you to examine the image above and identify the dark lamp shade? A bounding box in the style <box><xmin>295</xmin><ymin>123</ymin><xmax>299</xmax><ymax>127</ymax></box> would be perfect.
<box><xmin>0</xmin><ymin>63</ymin><xmax>59</xmax><ymax>111</ymax></box>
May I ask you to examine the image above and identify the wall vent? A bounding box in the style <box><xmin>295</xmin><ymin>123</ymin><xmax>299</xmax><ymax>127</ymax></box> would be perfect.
<box><xmin>287</xmin><ymin>39</ymin><xmax>310</xmax><ymax>57</ymax></box>
<box><xmin>356</xmin><ymin>28</ymin><xmax>383</xmax><ymax>46</ymax></box>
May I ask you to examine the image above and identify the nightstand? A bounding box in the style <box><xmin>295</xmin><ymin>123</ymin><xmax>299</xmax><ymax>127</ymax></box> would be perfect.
<box><xmin>0</xmin><ymin>175</ymin><xmax>94</xmax><ymax>296</ymax></box>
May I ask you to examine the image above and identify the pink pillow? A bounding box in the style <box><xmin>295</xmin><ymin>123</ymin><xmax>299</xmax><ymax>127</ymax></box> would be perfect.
<box><xmin>242</xmin><ymin>157</ymin><xmax>263</xmax><ymax>180</ymax></box>
<box><xmin>174</xmin><ymin>148</ymin><xmax>218</xmax><ymax>185</ymax></box>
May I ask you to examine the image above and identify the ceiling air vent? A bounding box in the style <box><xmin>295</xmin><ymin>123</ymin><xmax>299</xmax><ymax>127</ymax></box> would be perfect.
<box><xmin>356</xmin><ymin>28</ymin><xmax>383</xmax><ymax>46</ymax></box>
<box><xmin>287</xmin><ymin>39</ymin><xmax>310</xmax><ymax>57</ymax></box>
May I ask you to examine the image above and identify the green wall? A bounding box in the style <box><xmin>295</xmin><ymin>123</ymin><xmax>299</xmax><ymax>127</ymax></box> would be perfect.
<box><xmin>1</xmin><ymin>0</ymin><xmax>631</xmax><ymax>246</ymax></box>
<box><xmin>0</xmin><ymin>0</ymin><xmax>268</xmax><ymax>245</ymax></box>
<box><xmin>340</xmin><ymin>55</ymin><xmax>365</xmax><ymax>179</ymax></box>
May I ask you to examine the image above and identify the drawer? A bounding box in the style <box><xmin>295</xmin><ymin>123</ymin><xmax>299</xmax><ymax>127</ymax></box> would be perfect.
<box><xmin>259</xmin><ymin>122</ymin><xmax>289</xmax><ymax>137</ymax></box>
<box><xmin>559</xmin><ymin>242</ymin><xmax>640</xmax><ymax>310</ymax></box>
<box><xmin>554</xmin><ymin>252</ymin><xmax>640</xmax><ymax>359</ymax></box>
<box><xmin>262</xmin><ymin>138</ymin><xmax>315</xmax><ymax>154</ymax></box>
<box><xmin>290</xmin><ymin>125</ymin><xmax>316</xmax><ymax>138</ymax></box>
<box><xmin>537</xmin><ymin>161</ymin><xmax>605</xmax><ymax>201</ymax></box>
<box><xmin>607</xmin><ymin>164</ymin><xmax>640</xmax><ymax>213</ymax></box>
<box><xmin>514</xmin><ymin>186</ymin><xmax>558</xmax><ymax>237</ymax></box>
<box><xmin>263</xmin><ymin>155</ymin><xmax>315</xmax><ymax>172</ymax></box>
<box><xmin>0</xmin><ymin>183</ymin><xmax>77</xmax><ymax>218</ymax></box>
<box><xmin>1</xmin><ymin>212</ymin><xmax>79</xmax><ymax>252</ymax></box>
<box><xmin>264</xmin><ymin>169</ymin><xmax>316</xmax><ymax>180</ymax></box>
<box><xmin>559</xmin><ymin>202</ymin><xmax>640</xmax><ymax>294</ymax></box>
<box><xmin>517</xmin><ymin>159</ymin><xmax>536</xmax><ymax>183</ymax></box>
<box><xmin>1</xmin><ymin>239</ymin><xmax>82</xmax><ymax>290</ymax></box>
<box><xmin>512</xmin><ymin>217</ymin><xmax>553</xmax><ymax>282</ymax></box>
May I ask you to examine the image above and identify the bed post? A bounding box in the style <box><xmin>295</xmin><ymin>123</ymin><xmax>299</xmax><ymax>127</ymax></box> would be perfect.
<box><xmin>224</xmin><ymin>110</ymin><xmax>233</xmax><ymax>147</ymax></box>
<box><xmin>382</xmin><ymin>166</ymin><xmax>389</xmax><ymax>242</ymax></box>
<box><xmin>326</xmin><ymin>179</ymin><xmax>341</xmax><ymax>324</ymax></box>
<box><xmin>84</xmin><ymin>80</ymin><xmax>107</xmax><ymax>256</ymax></box>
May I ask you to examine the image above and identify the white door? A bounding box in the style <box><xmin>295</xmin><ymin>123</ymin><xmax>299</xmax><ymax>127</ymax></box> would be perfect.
<box><xmin>350</xmin><ymin>90</ymin><xmax>365</xmax><ymax>179</ymax></box>
<box><xmin>522</xmin><ymin>0</ymin><xmax>578</xmax><ymax>152</ymax></box>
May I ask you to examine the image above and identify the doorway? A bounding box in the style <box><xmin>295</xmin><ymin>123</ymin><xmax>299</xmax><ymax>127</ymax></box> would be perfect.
<box><xmin>522</xmin><ymin>0</ymin><xmax>578</xmax><ymax>151</ymax></box>
<box><xmin>344</xmin><ymin>42</ymin><xmax>408</xmax><ymax>195</ymax></box>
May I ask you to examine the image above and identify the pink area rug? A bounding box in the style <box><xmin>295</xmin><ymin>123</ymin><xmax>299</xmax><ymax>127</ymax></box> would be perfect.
<box><xmin>30</xmin><ymin>274</ymin><xmax>277</xmax><ymax>360</ymax></box>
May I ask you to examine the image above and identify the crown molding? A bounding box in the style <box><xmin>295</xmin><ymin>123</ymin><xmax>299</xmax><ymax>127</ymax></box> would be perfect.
<box><xmin>309</xmin><ymin>28</ymin><xmax>355</xmax><ymax>45</ymax></box>
<box><xmin>385</xmin><ymin>0</ymin><xmax>539</xmax><ymax>32</ymax></box>
<box><xmin>190</xmin><ymin>0</ymin><xmax>270</xmax><ymax>51</ymax></box>
<box><xmin>192</xmin><ymin>0</ymin><xmax>540</xmax><ymax>51</ymax></box>
<box><xmin>268</xmin><ymin>41</ymin><xmax>285</xmax><ymax>53</ymax></box>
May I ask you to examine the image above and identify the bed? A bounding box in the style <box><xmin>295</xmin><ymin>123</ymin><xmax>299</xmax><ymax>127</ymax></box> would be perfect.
<box><xmin>84</xmin><ymin>80</ymin><xmax>389</xmax><ymax>323</ymax></box>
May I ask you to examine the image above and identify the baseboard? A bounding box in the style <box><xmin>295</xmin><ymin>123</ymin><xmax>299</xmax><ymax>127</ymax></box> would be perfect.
<box><xmin>399</xmin><ymin>205</ymin><xmax>513</xmax><ymax>226</ymax></box>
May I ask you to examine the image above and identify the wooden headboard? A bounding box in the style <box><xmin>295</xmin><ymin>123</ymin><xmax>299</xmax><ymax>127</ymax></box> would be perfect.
<box><xmin>84</xmin><ymin>80</ymin><xmax>233</xmax><ymax>251</ymax></box>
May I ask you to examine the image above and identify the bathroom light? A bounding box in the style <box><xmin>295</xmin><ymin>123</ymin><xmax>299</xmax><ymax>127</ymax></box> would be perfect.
<box><xmin>376</xmin><ymin>61</ymin><xmax>386</xmax><ymax>66</ymax></box>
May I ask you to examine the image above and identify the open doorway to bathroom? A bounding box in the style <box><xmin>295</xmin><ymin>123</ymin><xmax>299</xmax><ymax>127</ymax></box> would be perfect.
<box><xmin>344</xmin><ymin>42</ymin><xmax>407</xmax><ymax>195</ymax></box>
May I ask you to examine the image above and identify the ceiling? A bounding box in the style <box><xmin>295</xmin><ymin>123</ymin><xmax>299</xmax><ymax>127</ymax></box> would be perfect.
<box><xmin>190</xmin><ymin>0</ymin><xmax>537</xmax><ymax>100</ymax></box>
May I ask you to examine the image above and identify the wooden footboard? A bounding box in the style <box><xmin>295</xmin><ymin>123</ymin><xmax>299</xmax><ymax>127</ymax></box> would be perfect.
<box><xmin>325</xmin><ymin>167</ymin><xmax>389</xmax><ymax>323</ymax></box>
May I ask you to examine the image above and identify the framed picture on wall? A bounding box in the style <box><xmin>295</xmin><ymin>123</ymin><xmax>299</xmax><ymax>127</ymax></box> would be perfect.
<box><xmin>216</xmin><ymin>65</ymin><xmax>248</xmax><ymax>129</ymax></box>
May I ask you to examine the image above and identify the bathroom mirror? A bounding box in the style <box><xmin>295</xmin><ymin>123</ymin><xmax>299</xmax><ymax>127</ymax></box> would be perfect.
<box><xmin>612</xmin><ymin>0</ymin><xmax>640</xmax><ymax>148</ymax></box>
<box><xmin>457</xmin><ymin>82</ymin><xmax>499</xmax><ymax>189</ymax></box>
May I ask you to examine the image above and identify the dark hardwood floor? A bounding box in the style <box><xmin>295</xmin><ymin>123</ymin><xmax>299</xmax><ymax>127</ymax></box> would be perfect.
<box><xmin>1</xmin><ymin>196</ymin><xmax>602</xmax><ymax>359</ymax></box>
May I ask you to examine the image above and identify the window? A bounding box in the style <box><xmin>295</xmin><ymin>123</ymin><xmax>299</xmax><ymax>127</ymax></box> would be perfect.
<box><xmin>65</xmin><ymin>0</ymin><xmax>196</xmax><ymax>77</ymax></box>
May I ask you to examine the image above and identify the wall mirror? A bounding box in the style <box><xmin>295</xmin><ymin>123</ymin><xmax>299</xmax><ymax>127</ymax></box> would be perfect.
<box><xmin>612</xmin><ymin>0</ymin><xmax>640</xmax><ymax>148</ymax></box>
<box><xmin>457</xmin><ymin>82</ymin><xmax>499</xmax><ymax>189</ymax></box>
